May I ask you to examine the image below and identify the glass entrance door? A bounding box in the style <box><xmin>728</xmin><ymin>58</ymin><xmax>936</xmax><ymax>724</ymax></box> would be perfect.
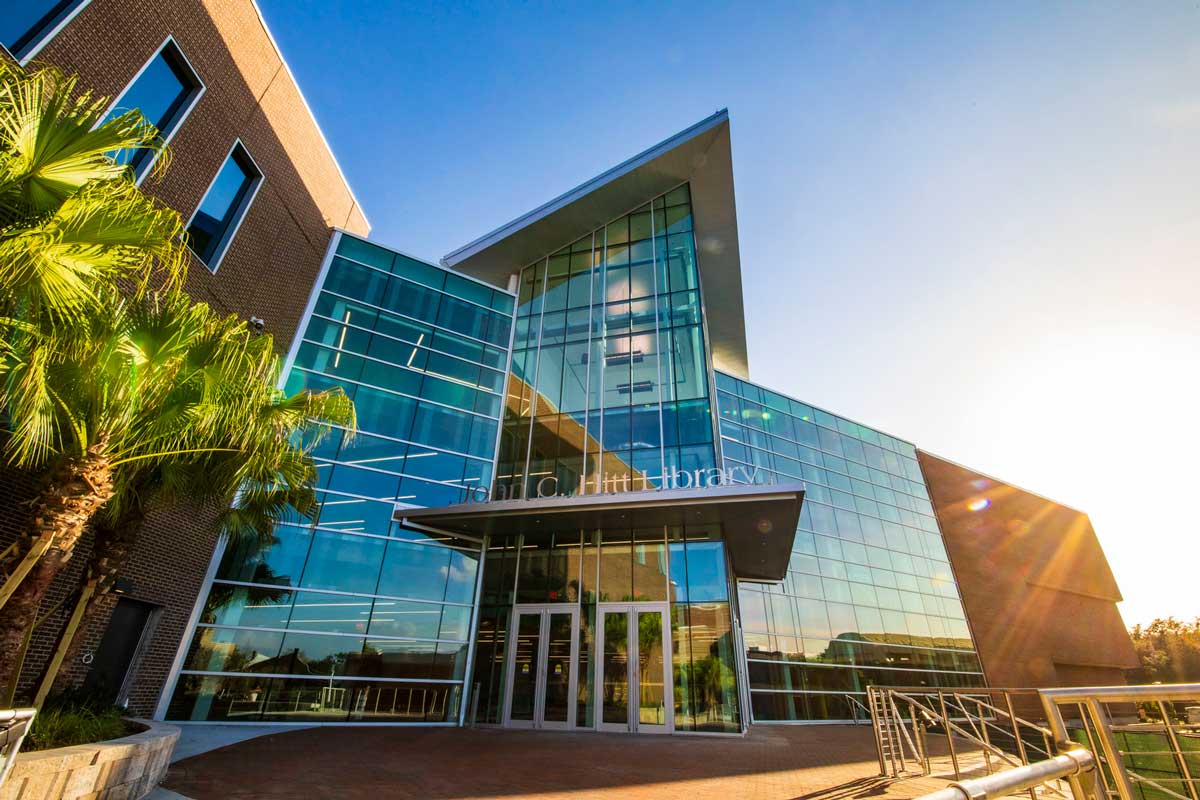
<box><xmin>595</xmin><ymin>603</ymin><xmax>672</xmax><ymax>734</ymax></box>
<box><xmin>504</xmin><ymin>605</ymin><xmax>579</xmax><ymax>729</ymax></box>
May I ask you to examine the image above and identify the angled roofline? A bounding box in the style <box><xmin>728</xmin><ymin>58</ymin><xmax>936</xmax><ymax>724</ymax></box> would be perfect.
<box><xmin>249</xmin><ymin>0</ymin><xmax>370</xmax><ymax>231</ymax></box>
<box><xmin>441</xmin><ymin>110</ymin><xmax>749</xmax><ymax>377</ymax></box>
<box><xmin>443</xmin><ymin>109</ymin><xmax>729</xmax><ymax>266</ymax></box>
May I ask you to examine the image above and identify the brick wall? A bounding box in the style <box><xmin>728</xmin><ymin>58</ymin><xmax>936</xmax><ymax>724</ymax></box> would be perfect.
<box><xmin>1</xmin><ymin>0</ymin><xmax>369</xmax><ymax>715</ymax></box>
<box><xmin>917</xmin><ymin>450</ymin><xmax>1139</xmax><ymax>690</ymax></box>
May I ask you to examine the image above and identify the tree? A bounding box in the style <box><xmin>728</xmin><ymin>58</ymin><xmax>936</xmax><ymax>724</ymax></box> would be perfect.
<box><xmin>1129</xmin><ymin>618</ymin><xmax>1200</xmax><ymax>684</ymax></box>
<box><xmin>0</xmin><ymin>60</ymin><xmax>184</xmax><ymax>696</ymax></box>
<box><xmin>0</xmin><ymin>287</ymin><xmax>353</xmax><ymax>696</ymax></box>
<box><xmin>0</xmin><ymin>63</ymin><xmax>184</xmax><ymax>322</ymax></box>
<box><xmin>0</xmin><ymin>62</ymin><xmax>354</xmax><ymax>701</ymax></box>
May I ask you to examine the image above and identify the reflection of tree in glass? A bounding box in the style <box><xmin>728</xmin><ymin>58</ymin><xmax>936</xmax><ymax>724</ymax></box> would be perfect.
<box><xmin>201</xmin><ymin>570</ymin><xmax>289</xmax><ymax>623</ymax></box>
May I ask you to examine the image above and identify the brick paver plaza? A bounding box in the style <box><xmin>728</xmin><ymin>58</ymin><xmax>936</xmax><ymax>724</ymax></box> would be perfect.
<box><xmin>163</xmin><ymin>724</ymin><xmax>959</xmax><ymax>800</ymax></box>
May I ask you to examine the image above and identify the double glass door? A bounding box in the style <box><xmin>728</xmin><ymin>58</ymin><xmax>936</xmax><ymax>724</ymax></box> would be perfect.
<box><xmin>504</xmin><ymin>605</ymin><xmax>579</xmax><ymax>729</ymax></box>
<box><xmin>596</xmin><ymin>603</ymin><xmax>672</xmax><ymax>734</ymax></box>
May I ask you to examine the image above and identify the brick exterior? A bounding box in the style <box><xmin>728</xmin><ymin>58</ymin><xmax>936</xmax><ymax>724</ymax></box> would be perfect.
<box><xmin>917</xmin><ymin>451</ymin><xmax>1139</xmax><ymax>690</ymax></box>
<box><xmin>0</xmin><ymin>0</ymin><xmax>369</xmax><ymax>716</ymax></box>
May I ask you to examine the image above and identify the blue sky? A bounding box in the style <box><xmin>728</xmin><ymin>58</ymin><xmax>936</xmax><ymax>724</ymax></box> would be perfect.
<box><xmin>259</xmin><ymin>1</ymin><xmax>1200</xmax><ymax>626</ymax></box>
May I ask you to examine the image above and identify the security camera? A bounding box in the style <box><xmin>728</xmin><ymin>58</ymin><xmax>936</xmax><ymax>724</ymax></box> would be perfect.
<box><xmin>249</xmin><ymin>316</ymin><xmax>266</xmax><ymax>333</ymax></box>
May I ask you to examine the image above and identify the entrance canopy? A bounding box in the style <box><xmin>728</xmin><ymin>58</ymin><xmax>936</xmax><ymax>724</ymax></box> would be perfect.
<box><xmin>396</xmin><ymin>483</ymin><xmax>804</xmax><ymax>582</ymax></box>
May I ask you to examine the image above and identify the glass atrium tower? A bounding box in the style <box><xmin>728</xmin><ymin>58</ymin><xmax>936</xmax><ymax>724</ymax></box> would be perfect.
<box><xmin>165</xmin><ymin>110</ymin><xmax>983</xmax><ymax>729</ymax></box>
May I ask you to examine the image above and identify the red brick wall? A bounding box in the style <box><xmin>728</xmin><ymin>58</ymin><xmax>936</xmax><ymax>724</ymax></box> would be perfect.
<box><xmin>1</xmin><ymin>0</ymin><xmax>369</xmax><ymax>716</ymax></box>
<box><xmin>32</xmin><ymin>0</ymin><xmax>369</xmax><ymax>346</ymax></box>
<box><xmin>918</xmin><ymin>451</ymin><xmax>1139</xmax><ymax>690</ymax></box>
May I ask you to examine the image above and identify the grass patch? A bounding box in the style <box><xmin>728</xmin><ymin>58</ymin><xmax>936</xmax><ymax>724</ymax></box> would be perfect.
<box><xmin>24</xmin><ymin>704</ymin><xmax>133</xmax><ymax>752</ymax></box>
<box><xmin>1071</xmin><ymin>727</ymin><xmax>1200</xmax><ymax>800</ymax></box>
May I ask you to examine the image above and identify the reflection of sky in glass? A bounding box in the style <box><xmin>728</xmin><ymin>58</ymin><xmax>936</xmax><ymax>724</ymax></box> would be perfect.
<box><xmin>107</xmin><ymin>53</ymin><xmax>188</xmax><ymax>130</ymax></box>
<box><xmin>1</xmin><ymin>2</ymin><xmax>60</xmax><ymax>52</ymax></box>
<box><xmin>198</xmin><ymin>155</ymin><xmax>252</xmax><ymax>222</ymax></box>
<box><xmin>103</xmin><ymin>48</ymin><xmax>194</xmax><ymax>171</ymax></box>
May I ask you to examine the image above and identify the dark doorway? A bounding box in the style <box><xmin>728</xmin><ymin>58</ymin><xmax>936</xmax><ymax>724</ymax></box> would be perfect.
<box><xmin>83</xmin><ymin>598</ymin><xmax>160</xmax><ymax>705</ymax></box>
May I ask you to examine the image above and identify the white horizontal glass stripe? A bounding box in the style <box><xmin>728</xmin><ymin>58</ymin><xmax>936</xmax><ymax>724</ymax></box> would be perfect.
<box><xmin>179</xmin><ymin>670</ymin><xmax>465</xmax><ymax>685</ymax></box>
<box><xmin>311</xmin><ymin>423</ymin><xmax>493</xmax><ymax>464</ymax></box>
<box><xmin>308</xmin><ymin>311</ymin><xmax>508</xmax><ymax>376</ymax></box>
<box><xmin>745</xmin><ymin>658</ymin><xmax>984</xmax><ymax>676</ymax></box>
<box><xmin>210</xmin><ymin>579</ymin><xmax>475</xmax><ymax>608</ymax></box>
<box><xmin>300</xmin><ymin>337</ymin><xmax>503</xmax><ymax>396</ymax></box>
<box><xmin>292</xmin><ymin>366</ymin><xmax>500</xmax><ymax>422</ymax></box>
<box><xmin>333</xmin><ymin>251</ymin><xmax>512</xmax><ymax>313</ymax></box>
<box><xmin>194</xmin><ymin>622</ymin><xmax>467</xmax><ymax>646</ymax></box>
<box><xmin>320</xmin><ymin>289</ymin><xmax>507</xmax><ymax>350</ymax></box>
<box><xmin>313</xmin><ymin>456</ymin><xmax>484</xmax><ymax>489</ymax></box>
<box><xmin>271</xmin><ymin>520</ymin><xmax>477</xmax><ymax>553</ymax></box>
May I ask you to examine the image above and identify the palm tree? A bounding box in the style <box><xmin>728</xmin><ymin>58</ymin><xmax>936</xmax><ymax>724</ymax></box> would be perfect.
<box><xmin>0</xmin><ymin>63</ymin><xmax>185</xmax><ymax>321</ymax></box>
<box><xmin>0</xmin><ymin>287</ymin><xmax>354</xmax><ymax>693</ymax></box>
<box><xmin>0</xmin><ymin>61</ymin><xmax>194</xmax><ymax>694</ymax></box>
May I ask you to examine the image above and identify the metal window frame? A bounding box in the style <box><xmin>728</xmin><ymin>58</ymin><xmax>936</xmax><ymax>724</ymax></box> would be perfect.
<box><xmin>318</xmin><ymin>287</ymin><xmax>511</xmax><ymax>351</ymax></box>
<box><xmin>98</xmin><ymin>35</ymin><xmax>205</xmax><ymax>185</ymax></box>
<box><xmin>184</xmin><ymin>138</ymin><xmax>263</xmax><ymax>274</ymax></box>
<box><xmin>304</xmin><ymin>313</ymin><xmax>510</xmax><ymax>380</ymax></box>
<box><xmin>501</xmin><ymin>603</ymin><xmax>580</xmax><ymax>730</ymax></box>
<box><xmin>594</xmin><ymin>601</ymin><xmax>673</xmax><ymax>734</ymax></box>
<box><xmin>3</xmin><ymin>0</ymin><xmax>93</xmax><ymax>64</ymax></box>
<box><xmin>333</xmin><ymin>248</ymin><xmax>514</xmax><ymax>315</ymax></box>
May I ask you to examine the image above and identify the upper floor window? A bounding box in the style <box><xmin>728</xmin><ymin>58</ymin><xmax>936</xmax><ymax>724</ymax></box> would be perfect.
<box><xmin>103</xmin><ymin>38</ymin><xmax>204</xmax><ymax>182</ymax></box>
<box><xmin>185</xmin><ymin>142</ymin><xmax>262</xmax><ymax>272</ymax></box>
<box><xmin>1</xmin><ymin>1</ymin><xmax>91</xmax><ymax>63</ymax></box>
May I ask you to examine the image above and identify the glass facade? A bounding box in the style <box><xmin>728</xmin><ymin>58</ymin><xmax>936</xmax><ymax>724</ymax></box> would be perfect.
<box><xmin>166</xmin><ymin>127</ymin><xmax>985</xmax><ymax>731</ymax></box>
<box><xmin>166</xmin><ymin>233</ymin><xmax>516</xmax><ymax>722</ymax></box>
<box><xmin>714</xmin><ymin>372</ymin><xmax>984</xmax><ymax>722</ymax></box>
<box><xmin>470</xmin><ymin>525</ymin><xmax>741</xmax><ymax>733</ymax></box>
<box><xmin>495</xmin><ymin>184</ymin><xmax>717</xmax><ymax>501</ymax></box>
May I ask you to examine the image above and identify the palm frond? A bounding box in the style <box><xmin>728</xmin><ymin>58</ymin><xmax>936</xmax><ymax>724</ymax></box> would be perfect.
<box><xmin>0</xmin><ymin>65</ymin><xmax>165</xmax><ymax>222</ymax></box>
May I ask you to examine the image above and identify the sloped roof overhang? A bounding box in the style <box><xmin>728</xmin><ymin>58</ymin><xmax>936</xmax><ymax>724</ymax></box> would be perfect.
<box><xmin>396</xmin><ymin>482</ymin><xmax>803</xmax><ymax>582</ymax></box>
<box><xmin>442</xmin><ymin>110</ymin><xmax>749</xmax><ymax>377</ymax></box>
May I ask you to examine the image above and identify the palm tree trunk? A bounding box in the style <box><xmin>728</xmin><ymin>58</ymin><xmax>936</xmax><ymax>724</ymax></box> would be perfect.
<box><xmin>0</xmin><ymin>444</ymin><xmax>114</xmax><ymax>695</ymax></box>
<box><xmin>48</xmin><ymin>508</ymin><xmax>145</xmax><ymax>695</ymax></box>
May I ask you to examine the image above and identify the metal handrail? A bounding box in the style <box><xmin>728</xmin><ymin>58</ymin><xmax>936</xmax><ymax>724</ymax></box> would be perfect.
<box><xmin>0</xmin><ymin>708</ymin><xmax>36</xmax><ymax>788</ymax></box>
<box><xmin>1040</xmin><ymin>682</ymin><xmax>1200</xmax><ymax>800</ymax></box>
<box><xmin>915</xmin><ymin>749</ymin><xmax>1099</xmax><ymax>800</ymax></box>
<box><xmin>845</xmin><ymin>694</ymin><xmax>872</xmax><ymax>725</ymax></box>
<box><xmin>872</xmin><ymin>684</ymin><xmax>1200</xmax><ymax>800</ymax></box>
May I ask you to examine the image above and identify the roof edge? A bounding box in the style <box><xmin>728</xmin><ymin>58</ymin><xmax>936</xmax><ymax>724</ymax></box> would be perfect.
<box><xmin>442</xmin><ymin>108</ymin><xmax>729</xmax><ymax>266</ymax></box>
<box><xmin>249</xmin><ymin>0</ymin><xmax>370</xmax><ymax>232</ymax></box>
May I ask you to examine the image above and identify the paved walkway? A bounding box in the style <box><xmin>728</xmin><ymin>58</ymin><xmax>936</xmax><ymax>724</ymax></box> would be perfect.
<box><xmin>168</xmin><ymin>724</ymin><xmax>311</xmax><ymax>763</ymax></box>
<box><xmin>162</xmin><ymin>724</ymin><xmax>958</xmax><ymax>800</ymax></box>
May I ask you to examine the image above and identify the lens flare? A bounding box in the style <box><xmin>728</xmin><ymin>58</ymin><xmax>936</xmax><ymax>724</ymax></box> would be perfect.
<box><xmin>967</xmin><ymin>497</ymin><xmax>991</xmax><ymax>512</ymax></box>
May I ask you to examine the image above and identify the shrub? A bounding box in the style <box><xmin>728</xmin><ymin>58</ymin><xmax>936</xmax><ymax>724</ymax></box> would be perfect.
<box><xmin>24</xmin><ymin>702</ymin><xmax>132</xmax><ymax>752</ymax></box>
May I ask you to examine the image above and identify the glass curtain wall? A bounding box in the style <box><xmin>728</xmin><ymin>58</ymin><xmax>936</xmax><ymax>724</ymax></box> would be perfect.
<box><xmin>166</xmin><ymin>234</ymin><xmax>516</xmax><ymax>723</ymax></box>
<box><xmin>495</xmin><ymin>184</ymin><xmax>717</xmax><ymax>501</ymax></box>
<box><xmin>714</xmin><ymin>372</ymin><xmax>985</xmax><ymax>722</ymax></box>
<box><xmin>471</xmin><ymin>525</ymin><xmax>741</xmax><ymax>733</ymax></box>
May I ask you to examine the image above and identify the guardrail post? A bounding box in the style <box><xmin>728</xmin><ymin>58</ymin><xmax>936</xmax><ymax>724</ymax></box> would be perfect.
<box><xmin>1004</xmin><ymin>692</ymin><xmax>1037</xmax><ymax>800</ymax></box>
<box><xmin>1156</xmin><ymin>699</ymin><xmax>1199</xmax><ymax>800</ymax></box>
<box><xmin>1084</xmin><ymin>698</ymin><xmax>1137</xmax><ymax>800</ymax></box>
<box><xmin>938</xmin><ymin>690</ymin><xmax>961</xmax><ymax>780</ymax></box>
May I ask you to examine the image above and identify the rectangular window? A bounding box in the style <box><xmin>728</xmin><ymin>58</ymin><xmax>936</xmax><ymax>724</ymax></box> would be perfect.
<box><xmin>1</xmin><ymin>0</ymin><xmax>90</xmax><ymax>62</ymax></box>
<box><xmin>103</xmin><ymin>38</ymin><xmax>203</xmax><ymax>181</ymax></box>
<box><xmin>185</xmin><ymin>141</ymin><xmax>262</xmax><ymax>271</ymax></box>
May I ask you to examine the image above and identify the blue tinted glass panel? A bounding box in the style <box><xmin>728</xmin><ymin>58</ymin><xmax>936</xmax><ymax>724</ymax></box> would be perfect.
<box><xmin>176</xmin><ymin>197</ymin><xmax>511</xmax><ymax>722</ymax></box>
<box><xmin>716</xmin><ymin>370</ymin><xmax>983</xmax><ymax>720</ymax></box>
<box><xmin>186</xmin><ymin>144</ymin><xmax>259</xmax><ymax>267</ymax></box>
<box><xmin>2</xmin><ymin>1</ymin><xmax>79</xmax><ymax>58</ymax></box>
<box><xmin>104</xmin><ymin>42</ymin><xmax>199</xmax><ymax>175</ymax></box>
